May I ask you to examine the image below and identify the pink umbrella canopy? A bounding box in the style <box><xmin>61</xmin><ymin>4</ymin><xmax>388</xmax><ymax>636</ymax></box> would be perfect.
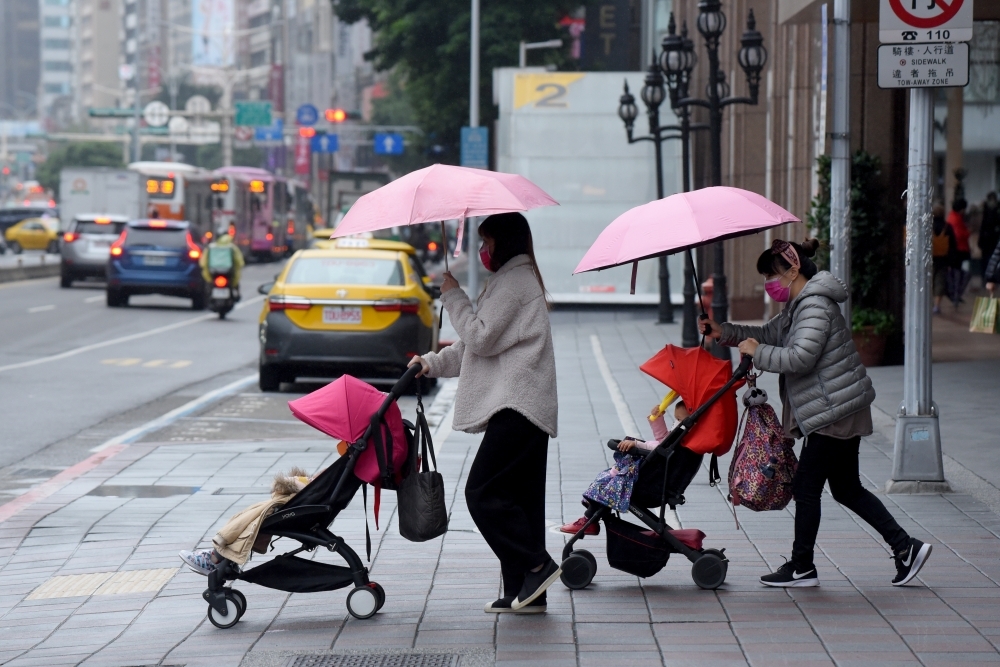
<box><xmin>574</xmin><ymin>187</ymin><xmax>800</xmax><ymax>274</ymax></box>
<box><xmin>332</xmin><ymin>164</ymin><xmax>558</xmax><ymax>237</ymax></box>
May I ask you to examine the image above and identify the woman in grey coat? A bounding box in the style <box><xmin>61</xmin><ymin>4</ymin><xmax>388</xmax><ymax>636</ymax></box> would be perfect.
<box><xmin>701</xmin><ymin>239</ymin><xmax>932</xmax><ymax>587</ymax></box>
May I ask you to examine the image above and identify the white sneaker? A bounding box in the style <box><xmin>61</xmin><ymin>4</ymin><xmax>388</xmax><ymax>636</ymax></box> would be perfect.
<box><xmin>179</xmin><ymin>548</ymin><xmax>217</xmax><ymax>576</ymax></box>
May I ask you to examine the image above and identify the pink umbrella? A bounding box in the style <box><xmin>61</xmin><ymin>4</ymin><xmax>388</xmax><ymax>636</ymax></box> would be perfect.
<box><xmin>574</xmin><ymin>187</ymin><xmax>800</xmax><ymax>277</ymax></box>
<box><xmin>331</xmin><ymin>164</ymin><xmax>558</xmax><ymax>245</ymax></box>
<box><xmin>288</xmin><ymin>375</ymin><xmax>407</xmax><ymax>486</ymax></box>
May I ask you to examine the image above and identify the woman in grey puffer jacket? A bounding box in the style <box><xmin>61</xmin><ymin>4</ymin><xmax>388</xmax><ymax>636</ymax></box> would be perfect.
<box><xmin>702</xmin><ymin>239</ymin><xmax>932</xmax><ymax>588</ymax></box>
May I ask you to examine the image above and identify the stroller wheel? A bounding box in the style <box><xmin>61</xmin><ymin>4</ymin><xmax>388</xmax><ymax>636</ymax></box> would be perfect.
<box><xmin>368</xmin><ymin>582</ymin><xmax>386</xmax><ymax>611</ymax></box>
<box><xmin>229</xmin><ymin>588</ymin><xmax>247</xmax><ymax>619</ymax></box>
<box><xmin>207</xmin><ymin>591</ymin><xmax>242</xmax><ymax>629</ymax></box>
<box><xmin>691</xmin><ymin>552</ymin><xmax>727</xmax><ymax>590</ymax></box>
<box><xmin>346</xmin><ymin>585</ymin><xmax>379</xmax><ymax>619</ymax></box>
<box><xmin>560</xmin><ymin>551</ymin><xmax>596</xmax><ymax>590</ymax></box>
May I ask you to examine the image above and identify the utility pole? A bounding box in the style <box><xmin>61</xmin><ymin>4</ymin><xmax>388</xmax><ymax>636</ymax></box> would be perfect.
<box><xmin>829</xmin><ymin>0</ymin><xmax>852</xmax><ymax>322</ymax></box>
<box><xmin>466</xmin><ymin>0</ymin><xmax>480</xmax><ymax>304</ymax></box>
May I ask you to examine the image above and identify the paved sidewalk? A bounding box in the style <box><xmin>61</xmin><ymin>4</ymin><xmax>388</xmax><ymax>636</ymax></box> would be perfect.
<box><xmin>2</xmin><ymin>313</ymin><xmax>1000</xmax><ymax>666</ymax></box>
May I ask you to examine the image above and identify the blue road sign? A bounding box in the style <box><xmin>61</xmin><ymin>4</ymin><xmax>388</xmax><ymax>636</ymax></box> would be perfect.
<box><xmin>460</xmin><ymin>126</ymin><xmax>489</xmax><ymax>168</ymax></box>
<box><xmin>254</xmin><ymin>118</ymin><xmax>284</xmax><ymax>143</ymax></box>
<box><xmin>311</xmin><ymin>134</ymin><xmax>339</xmax><ymax>153</ymax></box>
<box><xmin>296</xmin><ymin>104</ymin><xmax>319</xmax><ymax>126</ymax></box>
<box><xmin>373</xmin><ymin>133</ymin><xmax>404</xmax><ymax>155</ymax></box>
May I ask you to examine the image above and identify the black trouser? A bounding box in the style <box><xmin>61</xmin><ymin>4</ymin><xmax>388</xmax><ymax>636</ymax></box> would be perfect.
<box><xmin>465</xmin><ymin>409</ymin><xmax>551</xmax><ymax>597</ymax></box>
<box><xmin>792</xmin><ymin>433</ymin><xmax>910</xmax><ymax>569</ymax></box>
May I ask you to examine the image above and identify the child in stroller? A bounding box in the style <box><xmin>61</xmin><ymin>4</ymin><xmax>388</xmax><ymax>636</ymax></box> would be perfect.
<box><xmin>559</xmin><ymin>399</ymin><xmax>693</xmax><ymax>537</ymax></box>
<box><xmin>558</xmin><ymin>345</ymin><xmax>751</xmax><ymax>592</ymax></box>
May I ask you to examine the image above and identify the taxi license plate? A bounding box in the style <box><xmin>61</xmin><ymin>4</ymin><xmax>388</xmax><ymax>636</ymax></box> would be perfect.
<box><xmin>212</xmin><ymin>288</ymin><xmax>230</xmax><ymax>298</ymax></box>
<box><xmin>323</xmin><ymin>306</ymin><xmax>362</xmax><ymax>324</ymax></box>
<box><xmin>142</xmin><ymin>255</ymin><xmax>166</xmax><ymax>266</ymax></box>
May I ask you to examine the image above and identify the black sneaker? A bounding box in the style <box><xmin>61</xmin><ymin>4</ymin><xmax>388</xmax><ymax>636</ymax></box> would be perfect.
<box><xmin>511</xmin><ymin>559</ymin><xmax>561</xmax><ymax>610</ymax></box>
<box><xmin>893</xmin><ymin>538</ymin><xmax>932</xmax><ymax>586</ymax></box>
<box><xmin>484</xmin><ymin>592</ymin><xmax>546</xmax><ymax>614</ymax></box>
<box><xmin>760</xmin><ymin>561</ymin><xmax>819</xmax><ymax>587</ymax></box>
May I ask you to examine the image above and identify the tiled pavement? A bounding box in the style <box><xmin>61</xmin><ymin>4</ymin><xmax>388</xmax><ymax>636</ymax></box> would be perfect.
<box><xmin>1</xmin><ymin>313</ymin><xmax>999</xmax><ymax>666</ymax></box>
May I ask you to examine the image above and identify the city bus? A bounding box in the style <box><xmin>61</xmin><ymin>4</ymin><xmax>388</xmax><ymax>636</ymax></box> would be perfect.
<box><xmin>127</xmin><ymin>162</ymin><xmax>205</xmax><ymax>221</ymax></box>
<box><xmin>214</xmin><ymin>166</ymin><xmax>285</xmax><ymax>262</ymax></box>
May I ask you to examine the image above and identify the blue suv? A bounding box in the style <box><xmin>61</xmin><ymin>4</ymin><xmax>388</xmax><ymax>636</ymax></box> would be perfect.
<box><xmin>106</xmin><ymin>219</ymin><xmax>207</xmax><ymax>309</ymax></box>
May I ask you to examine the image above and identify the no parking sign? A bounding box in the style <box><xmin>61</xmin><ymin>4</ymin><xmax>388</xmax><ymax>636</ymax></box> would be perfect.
<box><xmin>879</xmin><ymin>0</ymin><xmax>973</xmax><ymax>43</ymax></box>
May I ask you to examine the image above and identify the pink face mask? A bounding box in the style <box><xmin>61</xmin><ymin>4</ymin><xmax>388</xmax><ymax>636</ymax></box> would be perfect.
<box><xmin>479</xmin><ymin>244</ymin><xmax>493</xmax><ymax>272</ymax></box>
<box><xmin>764</xmin><ymin>274</ymin><xmax>792</xmax><ymax>302</ymax></box>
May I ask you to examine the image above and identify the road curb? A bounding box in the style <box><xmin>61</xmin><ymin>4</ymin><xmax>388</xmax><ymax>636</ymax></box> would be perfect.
<box><xmin>0</xmin><ymin>263</ymin><xmax>60</xmax><ymax>284</ymax></box>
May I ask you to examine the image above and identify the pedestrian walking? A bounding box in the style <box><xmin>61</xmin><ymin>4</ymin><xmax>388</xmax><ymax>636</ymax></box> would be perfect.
<box><xmin>408</xmin><ymin>212</ymin><xmax>560</xmax><ymax>614</ymax></box>
<box><xmin>700</xmin><ymin>238</ymin><xmax>933</xmax><ymax>588</ymax></box>
<box><xmin>985</xmin><ymin>239</ymin><xmax>1000</xmax><ymax>295</ymax></box>
<box><xmin>932</xmin><ymin>202</ymin><xmax>958</xmax><ymax>315</ymax></box>
<box><xmin>948</xmin><ymin>198</ymin><xmax>972</xmax><ymax>306</ymax></box>
<box><xmin>978</xmin><ymin>192</ymin><xmax>1000</xmax><ymax>283</ymax></box>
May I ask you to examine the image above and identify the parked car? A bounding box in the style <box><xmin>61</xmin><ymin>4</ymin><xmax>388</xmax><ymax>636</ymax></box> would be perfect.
<box><xmin>4</xmin><ymin>217</ymin><xmax>61</xmax><ymax>254</ymax></box>
<box><xmin>105</xmin><ymin>219</ymin><xmax>207</xmax><ymax>309</ymax></box>
<box><xmin>256</xmin><ymin>239</ymin><xmax>440</xmax><ymax>391</ymax></box>
<box><xmin>60</xmin><ymin>214</ymin><xmax>130</xmax><ymax>287</ymax></box>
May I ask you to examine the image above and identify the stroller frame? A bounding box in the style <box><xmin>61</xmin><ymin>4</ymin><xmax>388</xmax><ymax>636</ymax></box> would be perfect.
<box><xmin>202</xmin><ymin>364</ymin><xmax>423</xmax><ymax>628</ymax></box>
<box><xmin>560</xmin><ymin>355</ymin><xmax>753</xmax><ymax>591</ymax></box>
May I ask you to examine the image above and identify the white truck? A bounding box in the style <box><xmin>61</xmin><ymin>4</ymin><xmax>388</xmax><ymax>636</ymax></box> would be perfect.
<box><xmin>58</xmin><ymin>168</ymin><xmax>147</xmax><ymax>230</ymax></box>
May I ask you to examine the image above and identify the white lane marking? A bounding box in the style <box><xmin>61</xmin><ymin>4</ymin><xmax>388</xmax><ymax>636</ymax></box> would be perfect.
<box><xmin>590</xmin><ymin>334</ymin><xmax>680</xmax><ymax>528</ymax></box>
<box><xmin>28</xmin><ymin>305</ymin><xmax>55</xmax><ymax>313</ymax></box>
<box><xmin>90</xmin><ymin>373</ymin><xmax>259</xmax><ymax>452</ymax></box>
<box><xmin>0</xmin><ymin>294</ymin><xmax>264</xmax><ymax>374</ymax></box>
<box><xmin>84</xmin><ymin>295</ymin><xmax>104</xmax><ymax>303</ymax></box>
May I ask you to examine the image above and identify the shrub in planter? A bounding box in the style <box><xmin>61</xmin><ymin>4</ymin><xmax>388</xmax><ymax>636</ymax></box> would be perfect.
<box><xmin>852</xmin><ymin>307</ymin><xmax>895</xmax><ymax>367</ymax></box>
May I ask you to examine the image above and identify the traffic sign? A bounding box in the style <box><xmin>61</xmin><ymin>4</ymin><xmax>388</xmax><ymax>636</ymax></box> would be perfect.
<box><xmin>373</xmin><ymin>133</ymin><xmax>404</xmax><ymax>155</ymax></box>
<box><xmin>88</xmin><ymin>108</ymin><xmax>136</xmax><ymax>118</ymax></box>
<box><xmin>460</xmin><ymin>126</ymin><xmax>489</xmax><ymax>168</ymax></box>
<box><xmin>143</xmin><ymin>101</ymin><xmax>170</xmax><ymax>127</ymax></box>
<box><xmin>185</xmin><ymin>95</ymin><xmax>212</xmax><ymax>115</ymax></box>
<box><xmin>254</xmin><ymin>119</ymin><xmax>284</xmax><ymax>145</ymax></box>
<box><xmin>880</xmin><ymin>0</ymin><xmax>973</xmax><ymax>44</ymax></box>
<box><xmin>296</xmin><ymin>104</ymin><xmax>319</xmax><ymax>126</ymax></box>
<box><xmin>877</xmin><ymin>42</ymin><xmax>969</xmax><ymax>88</ymax></box>
<box><xmin>235</xmin><ymin>101</ymin><xmax>272</xmax><ymax>127</ymax></box>
<box><xmin>311</xmin><ymin>134</ymin><xmax>339</xmax><ymax>153</ymax></box>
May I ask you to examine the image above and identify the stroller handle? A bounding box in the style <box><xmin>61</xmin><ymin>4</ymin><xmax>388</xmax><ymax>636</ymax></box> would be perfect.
<box><xmin>388</xmin><ymin>363</ymin><xmax>423</xmax><ymax>402</ymax></box>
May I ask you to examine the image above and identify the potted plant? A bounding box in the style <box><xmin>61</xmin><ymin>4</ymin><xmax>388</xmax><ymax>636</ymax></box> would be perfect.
<box><xmin>852</xmin><ymin>307</ymin><xmax>895</xmax><ymax>367</ymax></box>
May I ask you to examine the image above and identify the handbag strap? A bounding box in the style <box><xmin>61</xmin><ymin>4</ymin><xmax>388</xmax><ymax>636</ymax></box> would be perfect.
<box><xmin>414</xmin><ymin>394</ymin><xmax>437</xmax><ymax>473</ymax></box>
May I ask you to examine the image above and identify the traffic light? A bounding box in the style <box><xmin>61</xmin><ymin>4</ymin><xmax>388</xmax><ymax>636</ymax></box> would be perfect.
<box><xmin>298</xmin><ymin>127</ymin><xmax>316</xmax><ymax>138</ymax></box>
<box><xmin>325</xmin><ymin>108</ymin><xmax>347</xmax><ymax>123</ymax></box>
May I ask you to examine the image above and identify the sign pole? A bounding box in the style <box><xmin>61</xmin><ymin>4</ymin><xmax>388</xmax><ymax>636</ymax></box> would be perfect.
<box><xmin>829</xmin><ymin>0</ymin><xmax>852</xmax><ymax>324</ymax></box>
<box><xmin>887</xmin><ymin>86</ymin><xmax>950</xmax><ymax>494</ymax></box>
<box><xmin>467</xmin><ymin>0</ymin><xmax>480</xmax><ymax>307</ymax></box>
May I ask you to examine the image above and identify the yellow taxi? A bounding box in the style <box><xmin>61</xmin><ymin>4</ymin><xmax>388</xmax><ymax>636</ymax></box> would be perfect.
<box><xmin>5</xmin><ymin>216</ymin><xmax>61</xmax><ymax>254</ymax></box>
<box><xmin>257</xmin><ymin>238</ymin><xmax>440</xmax><ymax>391</ymax></box>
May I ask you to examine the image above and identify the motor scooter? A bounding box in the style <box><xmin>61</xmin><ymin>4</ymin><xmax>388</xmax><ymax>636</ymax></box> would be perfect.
<box><xmin>209</xmin><ymin>270</ymin><xmax>240</xmax><ymax>319</ymax></box>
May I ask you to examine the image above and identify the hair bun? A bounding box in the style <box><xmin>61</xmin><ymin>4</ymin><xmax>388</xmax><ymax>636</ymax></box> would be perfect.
<box><xmin>799</xmin><ymin>238</ymin><xmax>820</xmax><ymax>258</ymax></box>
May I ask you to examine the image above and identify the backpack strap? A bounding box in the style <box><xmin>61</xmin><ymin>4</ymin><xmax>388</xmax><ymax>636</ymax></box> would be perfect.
<box><xmin>361</xmin><ymin>484</ymin><xmax>371</xmax><ymax>561</ymax></box>
<box><xmin>370</xmin><ymin>414</ymin><xmax>394</xmax><ymax>486</ymax></box>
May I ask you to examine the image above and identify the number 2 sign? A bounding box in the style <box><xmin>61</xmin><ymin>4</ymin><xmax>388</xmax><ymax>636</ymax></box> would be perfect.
<box><xmin>879</xmin><ymin>0</ymin><xmax>973</xmax><ymax>43</ymax></box>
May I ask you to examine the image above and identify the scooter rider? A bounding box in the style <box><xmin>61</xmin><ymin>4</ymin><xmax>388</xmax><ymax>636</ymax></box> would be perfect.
<box><xmin>199</xmin><ymin>232</ymin><xmax>245</xmax><ymax>299</ymax></box>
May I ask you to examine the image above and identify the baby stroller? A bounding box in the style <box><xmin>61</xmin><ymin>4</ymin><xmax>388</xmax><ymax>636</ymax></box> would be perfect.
<box><xmin>560</xmin><ymin>347</ymin><xmax>751</xmax><ymax>591</ymax></box>
<box><xmin>202</xmin><ymin>365</ymin><xmax>423</xmax><ymax>628</ymax></box>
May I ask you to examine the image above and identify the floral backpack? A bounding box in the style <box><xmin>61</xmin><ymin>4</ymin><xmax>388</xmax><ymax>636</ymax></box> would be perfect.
<box><xmin>727</xmin><ymin>374</ymin><xmax>797</xmax><ymax>523</ymax></box>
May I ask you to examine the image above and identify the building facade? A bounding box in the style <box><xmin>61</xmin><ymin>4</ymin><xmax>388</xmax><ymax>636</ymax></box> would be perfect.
<box><xmin>0</xmin><ymin>0</ymin><xmax>41</xmax><ymax>120</ymax></box>
<box><xmin>76</xmin><ymin>0</ymin><xmax>123</xmax><ymax>112</ymax></box>
<box><xmin>39</xmin><ymin>0</ymin><xmax>76</xmax><ymax>125</ymax></box>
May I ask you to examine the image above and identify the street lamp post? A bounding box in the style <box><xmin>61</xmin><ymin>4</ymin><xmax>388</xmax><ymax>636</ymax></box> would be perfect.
<box><xmin>660</xmin><ymin>2</ymin><xmax>767</xmax><ymax>357</ymax></box>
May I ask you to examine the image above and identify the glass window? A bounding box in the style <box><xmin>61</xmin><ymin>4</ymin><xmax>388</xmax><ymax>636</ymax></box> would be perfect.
<box><xmin>43</xmin><ymin>38</ymin><xmax>71</xmax><ymax>49</ymax></box>
<box><xmin>44</xmin><ymin>61</ymin><xmax>73</xmax><ymax>71</ymax></box>
<box><xmin>75</xmin><ymin>221</ymin><xmax>126</xmax><ymax>235</ymax></box>
<box><xmin>124</xmin><ymin>228</ymin><xmax>187</xmax><ymax>247</ymax></box>
<box><xmin>285</xmin><ymin>257</ymin><xmax>405</xmax><ymax>286</ymax></box>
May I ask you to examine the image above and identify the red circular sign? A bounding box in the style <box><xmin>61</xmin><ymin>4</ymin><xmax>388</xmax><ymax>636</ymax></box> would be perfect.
<box><xmin>888</xmin><ymin>0</ymin><xmax>963</xmax><ymax>29</ymax></box>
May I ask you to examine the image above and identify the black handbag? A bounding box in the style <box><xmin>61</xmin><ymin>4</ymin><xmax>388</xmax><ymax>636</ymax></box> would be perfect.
<box><xmin>396</xmin><ymin>393</ymin><xmax>448</xmax><ymax>542</ymax></box>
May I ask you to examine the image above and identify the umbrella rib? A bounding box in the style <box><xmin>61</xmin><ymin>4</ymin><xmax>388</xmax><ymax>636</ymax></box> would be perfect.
<box><xmin>407</xmin><ymin>165</ymin><xmax>436</xmax><ymax>227</ymax></box>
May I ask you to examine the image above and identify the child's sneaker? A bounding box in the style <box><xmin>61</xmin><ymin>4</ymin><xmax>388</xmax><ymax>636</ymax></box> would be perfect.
<box><xmin>179</xmin><ymin>548</ymin><xmax>217</xmax><ymax>576</ymax></box>
<box><xmin>559</xmin><ymin>516</ymin><xmax>600</xmax><ymax>536</ymax></box>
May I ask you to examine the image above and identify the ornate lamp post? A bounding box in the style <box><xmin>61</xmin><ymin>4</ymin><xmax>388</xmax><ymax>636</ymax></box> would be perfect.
<box><xmin>617</xmin><ymin>60</ymin><xmax>675</xmax><ymax>323</ymax></box>
<box><xmin>662</xmin><ymin>2</ymin><xmax>768</xmax><ymax>357</ymax></box>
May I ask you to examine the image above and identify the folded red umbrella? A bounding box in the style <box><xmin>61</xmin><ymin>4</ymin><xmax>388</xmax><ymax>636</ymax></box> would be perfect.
<box><xmin>640</xmin><ymin>345</ymin><xmax>743</xmax><ymax>457</ymax></box>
